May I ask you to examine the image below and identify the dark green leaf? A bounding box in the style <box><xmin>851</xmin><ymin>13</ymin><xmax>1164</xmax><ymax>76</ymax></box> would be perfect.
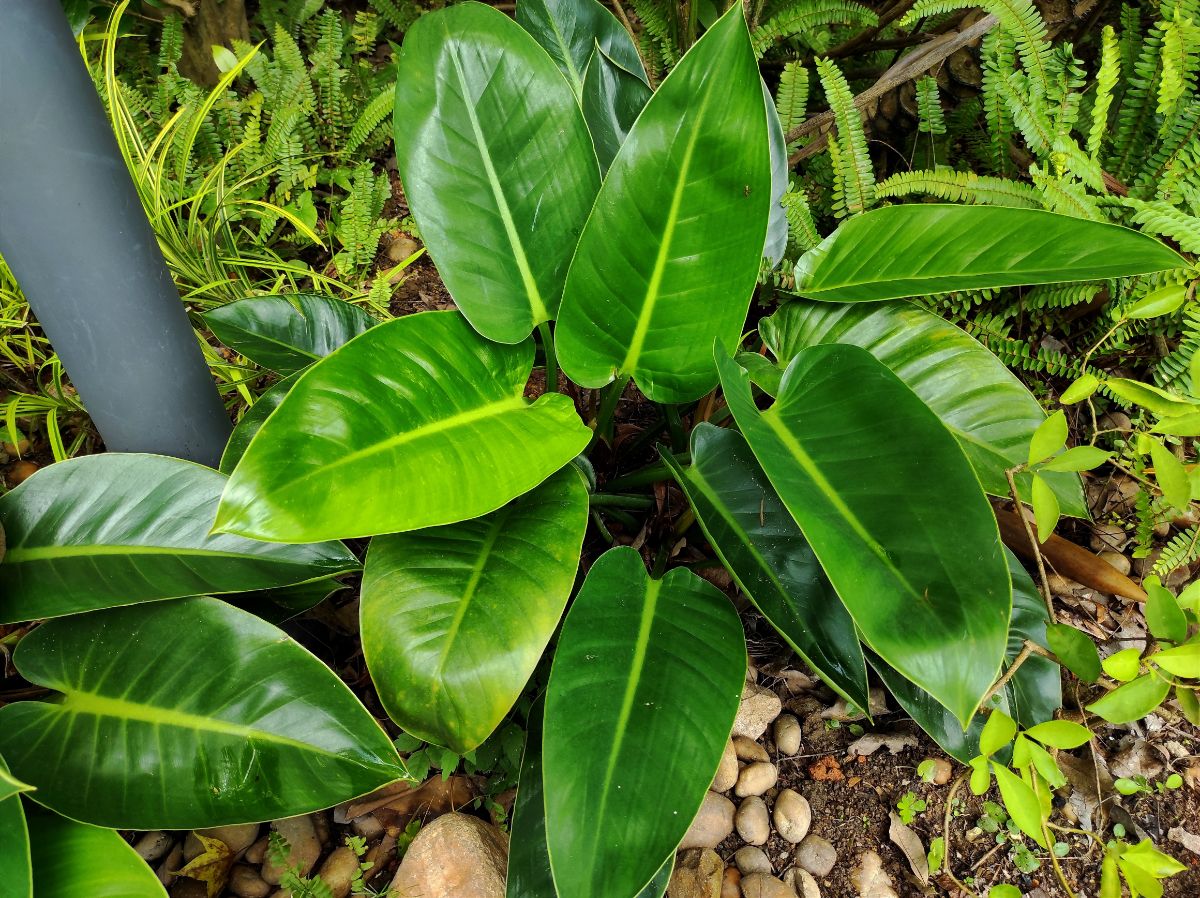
<box><xmin>793</xmin><ymin>205</ymin><xmax>1186</xmax><ymax>301</ymax></box>
<box><xmin>362</xmin><ymin>468</ymin><xmax>588</xmax><ymax>753</ymax></box>
<box><xmin>664</xmin><ymin>424</ymin><xmax>870</xmax><ymax>708</ymax></box>
<box><xmin>516</xmin><ymin>0</ymin><xmax>647</xmax><ymax>98</ymax></box>
<box><xmin>0</xmin><ymin>758</ymin><xmax>31</xmax><ymax>898</ymax></box>
<box><xmin>394</xmin><ymin>3</ymin><xmax>601</xmax><ymax>342</ymax></box>
<box><xmin>1045</xmin><ymin>623</ymin><xmax>1101</xmax><ymax>683</ymax></box>
<box><xmin>544</xmin><ymin>548</ymin><xmax>745</xmax><ymax>898</ymax></box>
<box><xmin>0</xmin><ymin>454</ymin><xmax>357</xmax><ymax>624</ymax></box>
<box><xmin>220</xmin><ymin>372</ymin><xmax>299</xmax><ymax>475</ymax></box>
<box><xmin>580</xmin><ymin>47</ymin><xmax>652</xmax><ymax>173</ymax></box>
<box><xmin>0</xmin><ymin>598</ymin><xmax>402</xmax><ymax>828</ymax></box>
<box><xmin>216</xmin><ymin>311</ymin><xmax>591</xmax><ymax>542</ymax></box>
<box><xmin>717</xmin><ymin>344</ymin><xmax>1011</xmax><ymax>724</ymax></box>
<box><xmin>203</xmin><ymin>294</ymin><xmax>376</xmax><ymax>375</ymax></box>
<box><xmin>758</xmin><ymin>300</ymin><xmax>1086</xmax><ymax>516</ymax></box>
<box><xmin>25</xmin><ymin>804</ymin><xmax>167</xmax><ymax>898</ymax></box>
<box><xmin>555</xmin><ymin>4</ymin><xmax>771</xmax><ymax>402</ymax></box>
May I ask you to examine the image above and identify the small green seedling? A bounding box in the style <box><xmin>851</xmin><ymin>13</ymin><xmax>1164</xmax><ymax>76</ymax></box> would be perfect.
<box><xmin>896</xmin><ymin>791</ymin><xmax>927</xmax><ymax>824</ymax></box>
<box><xmin>1114</xmin><ymin>773</ymin><xmax>1184</xmax><ymax>796</ymax></box>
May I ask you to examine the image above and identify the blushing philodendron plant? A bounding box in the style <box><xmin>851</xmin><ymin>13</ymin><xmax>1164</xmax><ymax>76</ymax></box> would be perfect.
<box><xmin>0</xmin><ymin>0</ymin><xmax>1189</xmax><ymax>896</ymax></box>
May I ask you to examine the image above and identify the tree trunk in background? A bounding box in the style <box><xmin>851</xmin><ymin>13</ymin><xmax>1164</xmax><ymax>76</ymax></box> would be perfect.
<box><xmin>179</xmin><ymin>0</ymin><xmax>250</xmax><ymax>86</ymax></box>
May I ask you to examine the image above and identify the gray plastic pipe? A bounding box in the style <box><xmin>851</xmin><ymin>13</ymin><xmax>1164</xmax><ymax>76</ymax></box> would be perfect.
<box><xmin>0</xmin><ymin>0</ymin><xmax>232</xmax><ymax>467</ymax></box>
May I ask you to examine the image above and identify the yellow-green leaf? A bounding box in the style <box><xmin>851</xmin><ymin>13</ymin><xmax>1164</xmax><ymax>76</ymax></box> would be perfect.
<box><xmin>1102</xmin><ymin>647</ymin><xmax>1143</xmax><ymax>682</ymax></box>
<box><xmin>1086</xmin><ymin>673</ymin><xmax>1172</xmax><ymax>724</ymax></box>
<box><xmin>1031</xmin><ymin>474</ymin><xmax>1060</xmax><ymax>543</ymax></box>
<box><xmin>1060</xmin><ymin>374</ymin><xmax>1099</xmax><ymax>404</ymax></box>
<box><xmin>1150</xmin><ymin>439</ymin><xmax>1191</xmax><ymax>511</ymax></box>
<box><xmin>1029</xmin><ymin>411</ymin><xmax>1067</xmax><ymax>466</ymax></box>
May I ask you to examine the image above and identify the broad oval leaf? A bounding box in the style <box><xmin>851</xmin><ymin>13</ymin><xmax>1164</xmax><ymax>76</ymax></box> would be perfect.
<box><xmin>664</xmin><ymin>424</ymin><xmax>870</xmax><ymax>709</ymax></box>
<box><xmin>793</xmin><ymin>205</ymin><xmax>1186</xmax><ymax>301</ymax></box>
<box><xmin>717</xmin><ymin>344</ymin><xmax>1011</xmax><ymax>724</ymax></box>
<box><xmin>873</xmin><ymin>551</ymin><xmax>1060</xmax><ymax>762</ymax></box>
<box><xmin>0</xmin><ymin>454</ymin><xmax>357</xmax><ymax>624</ymax></box>
<box><xmin>507</xmin><ymin>697</ymin><xmax>673</xmax><ymax>898</ymax></box>
<box><xmin>25</xmin><ymin>804</ymin><xmax>166</xmax><ymax>898</ymax></box>
<box><xmin>516</xmin><ymin>0</ymin><xmax>647</xmax><ymax>97</ymax></box>
<box><xmin>219</xmin><ymin>372</ymin><xmax>300</xmax><ymax>475</ymax></box>
<box><xmin>203</xmin><ymin>294</ymin><xmax>376</xmax><ymax>375</ymax></box>
<box><xmin>216</xmin><ymin>311</ymin><xmax>591</xmax><ymax>542</ymax></box>
<box><xmin>1086</xmin><ymin>672</ymin><xmax>1172</xmax><ymax>724</ymax></box>
<box><xmin>990</xmin><ymin>763</ymin><xmax>1049</xmax><ymax>848</ymax></box>
<box><xmin>555</xmin><ymin>3</ymin><xmax>771</xmax><ymax>403</ymax></box>
<box><xmin>759</xmin><ymin>300</ymin><xmax>1087</xmax><ymax>516</ymax></box>
<box><xmin>394</xmin><ymin>2</ymin><xmax>601</xmax><ymax>343</ymax></box>
<box><xmin>0</xmin><ymin>597</ymin><xmax>402</xmax><ymax>828</ymax></box>
<box><xmin>581</xmin><ymin>46</ymin><xmax>652</xmax><ymax>173</ymax></box>
<box><xmin>362</xmin><ymin>468</ymin><xmax>588</xmax><ymax>753</ymax></box>
<box><xmin>0</xmin><ymin>759</ymin><xmax>31</xmax><ymax>898</ymax></box>
<box><xmin>544</xmin><ymin>547</ymin><xmax>745</xmax><ymax>898</ymax></box>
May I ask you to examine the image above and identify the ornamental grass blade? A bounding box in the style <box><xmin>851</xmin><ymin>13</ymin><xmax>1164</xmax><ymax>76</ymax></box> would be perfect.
<box><xmin>394</xmin><ymin>2</ymin><xmax>601</xmax><ymax>343</ymax></box>
<box><xmin>794</xmin><ymin>205</ymin><xmax>1187</xmax><ymax>301</ymax></box>
<box><xmin>203</xmin><ymin>294</ymin><xmax>377</xmax><ymax>376</ymax></box>
<box><xmin>872</xmin><ymin>551</ymin><xmax>1060</xmax><ymax>762</ymax></box>
<box><xmin>0</xmin><ymin>597</ymin><xmax>403</xmax><ymax>829</ymax></box>
<box><xmin>717</xmin><ymin>344</ymin><xmax>1011</xmax><ymax>725</ymax></box>
<box><xmin>25</xmin><ymin>804</ymin><xmax>167</xmax><ymax>898</ymax></box>
<box><xmin>554</xmin><ymin>3</ymin><xmax>771</xmax><ymax>403</ymax></box>
<box><xmin>664</xmin><ymin>424</ymin><xmax>870</xmax><ymax>709</ymax></box>
<box><xmin>362</xmin><ymin>468</ymin><xmax>588</xmax><ymax>754</ymax></box>
<box><xmin>516</xmin><ymin>0</ymin><xmax>647</xmax><ymax>98</ymax></box>
<box><xmin>215</xmin><ymin>311</ymin><xmax>591</xmax><ymax>543</ymax></box>
<box><xmin>759</xmin><ymin>299</ymin><xmax>1087</xmax><ymax>516</ymax></box>
<box><xmin>0</xmin><ymin>759</ymin><xmax>31</xmax><ymax>898</ymax></box>
<box><xmin>543</xmin><ymin>548</ymin><xmax>745</xmax><ymax>898</ymax></box>
<box><xmin>0</xmin><ymin>454</ymin><xmax>357</xmax><ymax>624</ymax></box>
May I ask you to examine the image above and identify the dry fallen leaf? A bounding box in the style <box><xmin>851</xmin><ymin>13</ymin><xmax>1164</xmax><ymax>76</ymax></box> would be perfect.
<box><xmin>175</xmin><ymin>833</ymin><xmax>234</xmax><ymax>898</ymax></box>
<box><xmin>847</xmin><ymin>732</ymin><xmax>918</xmax><ymax>757</ymax></box>
<box><xmin>1168</xmin><ymin>827</ymin><xmax>1200</xmax><ymax>857</ymax></box>
<box><xmin>888</xmin><ymin>812</ymin><xmax>929</xmax><ymax>885</ymax></box>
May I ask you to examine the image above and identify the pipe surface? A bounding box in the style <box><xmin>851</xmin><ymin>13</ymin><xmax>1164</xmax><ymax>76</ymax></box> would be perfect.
<box><xmin>0</xmin><ymin>0</ymin><xmax>232</xmax><ymax>467</ymax></box>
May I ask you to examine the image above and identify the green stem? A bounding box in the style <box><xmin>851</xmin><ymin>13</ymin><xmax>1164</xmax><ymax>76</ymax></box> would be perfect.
<box><xmin>593</xmin><ymin>375</ymin><xmax>631</xmax><ymax>445</ymax></box>
<box><xmin>590</xmin><ymin>493</ymin><xmax>654</xmax><ymax>509</ymax></box>
<box><xmin>607</xmin><ymin>456</ymin><xmax>689</xmax><ymax>491</ymax></box>
<box><xmin>538</xmin><ymin>322</ymin><xmax>558</xmax><ymax>394</ymax></box>
<box><xmin>665</xmin><ymin>404</ymin><xmax>687</xmax><ymax>453</ymax></box>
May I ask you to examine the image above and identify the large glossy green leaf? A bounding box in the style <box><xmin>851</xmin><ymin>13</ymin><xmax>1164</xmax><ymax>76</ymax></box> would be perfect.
<box><xmin>0</xmin><ymin>760</ymin><xmax>31</xmax><ymax>898</ymax></box>
<box><xmin>362</xmin><ymin>468</ymin><xmax>587</xmax><ymax>753</ymax></box>
<box><xmin>581</xmin><ymin>47</ymin><xmax>652</xmax><ymax>173</ymax></box>
<box><xmin>0</xmin><ymin>454</ymin><xmax>357</xmax><ymax>624</ymax></box>
<box><xmin>25</xmin><ymin>804</ymin><xmax>166</xmax><ymax>898</ymax></box>
<box><xmin>717</xmin><ymin>344</ymin><xmax>1011</xmax><ymax>724</ymax></box>
<box><xmin>219</xmin><ymin>372</ymin><xmax>300</xmax><ymax>475</ymax></box>
<box><xmin>554</xmin><ymin>4</ymin><xmax>771</xmax><ymax>403</ymax></box>
<box><xmin>794</xmin><ymin>205</ymin><xmax>1187</xmax><ymax>301</ymax></box>
<box><xmin>0</xmin><ymin>597</ymin><xmax>402</xmax><ymax>828</ymax></box>
<box><xmin>393</xmin><ymin>2</ymin><xmax>601</xmax><ymax>343</ymax></box>
<box><xmin>873</xmin><ymin>551</ymin><xmax>1061</xmax><ymax>762</ymax></box>
<box><xmin>203</xmin><ymin>294</ymin><xmax>376</xmax><ymax>375</ymax></box>
<box><xmin>759</xmin><ymin>300</ymin><xmax>1087</xmax><ymax>516</ymax></box>
<box><xmin>216</xmin><ymin>311</ymin><xmax>591</xmax><ymax>543</ymax></box>
<box><xmin>543</xmin><ymin>547</ymin><xmax>745</xmax><ymax>898</ymax></box>
<box><xmin>664</xmin><ymin>424</ymin><xmax>870</xmax><ymax>709</ymax></box>
<box><xmin>517</xmin><ymin>0</ymin><xmax>647</xmax><ymax>97</ymax></box>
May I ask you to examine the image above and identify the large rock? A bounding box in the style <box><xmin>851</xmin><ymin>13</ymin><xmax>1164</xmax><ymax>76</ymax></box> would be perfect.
<box><xmin>388</xmin><ymin>813</ymin><xmax>507</xmax><ymax>898</ymax></box>
<box><xmin>732</xmin><ymin>684</ymin><xmax>782</xmax><ymax>741</ymax></box>
<box><xmin>681</xmin><ymin>792</ymin><xmax>736</xmax><ymax>851</ymax></box>
<box><xmin>668</xmin><ymin>849</ymin><xmax>723</xmax><ymax>898</ymax></box>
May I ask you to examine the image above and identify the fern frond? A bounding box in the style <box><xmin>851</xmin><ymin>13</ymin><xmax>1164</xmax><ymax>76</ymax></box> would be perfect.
<box><xmin>1089</xmin><ymin>25</ymin><xmax>1120</xmax><ymax>158</ymax></box>
<box><xmin>346</xmin><ymin>81</ymin><xmax>396</xmax><ymax>155</ymax></box>
<box><xmin>1154</xmin><ymin>525</ymin><xmax>1200</xmax><ymax>575</ymax></box>
<box><xmin>775</xmin><ymin>62</ymin><xmax>809</xmax><ymax>150</ymax></box>
<box><xmin>781</xmin><ymin>185</ymin><xmax>822</xmax><ymax>251</ymax></box>
<box><xmin>816</xmin><ymin>57</ymin><xmax>875</xmax><ymax>217</ymax></box>
<box><xmin>1123</xmin><ymin>197</ymin><xmax>1200</xmax><ymax>252</ymax></box>
<box><xmin>875</xmin><ymin>168</ymin><xmax>1043</xmax><ymax>207</ymax></box>
<box><xmin>752</xmin><ymin>0</ymin><xmax>877</xmax><ymax>57</ymax></box>
<box><xmin>915</xmin><ymin>77</ymin><xmax>947</xmax><ymax>135</ymax></box>
<box><xmin>368</xmin><ymin>0</ymin><xmax>419</xmax><ymax>30</ymax></box>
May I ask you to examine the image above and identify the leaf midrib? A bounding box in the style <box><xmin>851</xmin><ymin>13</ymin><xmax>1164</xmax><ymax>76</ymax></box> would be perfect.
<box><xmin>3</xmin><ymin>544</ymin><xmax>317</xmax><ymax>564</ymax></box>
<box><xmin>446</xmin><ymin>32</ymin><xmax>548</xmax><ymax>324</ymax></box>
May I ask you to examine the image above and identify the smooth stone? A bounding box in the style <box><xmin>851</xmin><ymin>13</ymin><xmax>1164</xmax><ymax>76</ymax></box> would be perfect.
<box><xmin>721</xmin><ymin>866</ymin><xmax>742</xmax><ymax>898</ymax></box>
<box><xmin>681</xmin><ymin>792</ymin><xmax>736</xmax><ymax>851</ymax></box>
<box><xmin>713</xmin><ymin>739</ymin><xmax>739</xmax><ymax>793</ymax></box>
<box><xmin>735</xmin><ymin>762</ymin><xmax>778</xmax><ymax>798</ymax></box>
<box><xmin>796</xmin><ymin>835</ymin><xmax>837</xmax><ymax>878</ymax></box>
<box><xmin>739</xmin><ymin>874</ymin><xmax>795</xmax><ymax>898</ymax></box>
<box><xmin>261</xmin><ymin>816</ymin><xmax>321</xmax><ymax>885</ymax></box>
<box><xmin>317</xmin><ymin>845</ymin><xmax>360</xmax><ymax>898</ymax></box>
<box><xmin>133</xmin><ymin>831</ymin><xmax>174</xmax><ymax>863</ymax></box>
<box><xmin>793</xmin><ymin>868</ymin><xmax>822</xmax><ymax>898</ymax></box>
<box><xmin>733</xmin><ymin>735</ymin><xmax>770</xmax><ymax>763</ymax></box>
<box><xmin>772</xmin><ymin>789</ymin><xmax>811</xmax><ymax>844</ymax></box>
<box><xmin>228</xmin><ymin>865</ymin><xmax>272</xmax><ymax>898</ymax></box>
<box><xmin>733</xmin><ymin>846</ymin><xmax>773</xmax><ymax>875</ymax></box>
<box><xmin>668</xmin><ymin>848</ymin><xmax>723</xmax><ymax>898</ymax></box>
<box><xmin>926</xmin><ymin>758</ymin><xmax>953</xmax><ymax>786</ymax></box>
<box><xmin>388</xmin><ymin>813</ymin><xmax>507</xmax><ymax>898</ymax></box>
<box><xmin>735</xmin><ymin>796</ymin><xmax>770</xmax><ymax>846</ymax></box>
<box><xmin>773</xmin><ymin>714</ymin><xmax>801</xmax><ymax>756</ymax></box>
<box><xmin>733</xmin><ymin>684</ymin><xmax>782</xmax><ymax>741</ymax></box>
<box><xmin>196</xmin><ymin>823</ymin><xmax>260</xmax><ymax>855</ymax></box>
